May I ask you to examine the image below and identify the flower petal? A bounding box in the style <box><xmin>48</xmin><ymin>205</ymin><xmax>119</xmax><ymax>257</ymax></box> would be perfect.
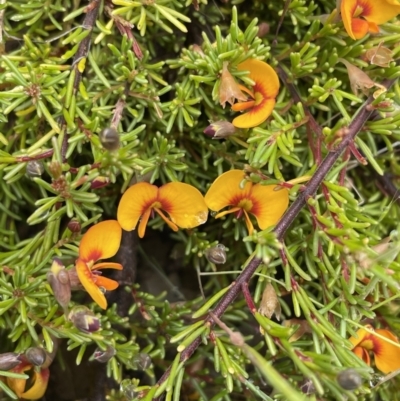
<box><xmin>341</xmin><ymin>0</ymin><xmax>360</xmax><ymax>39</ymax></box>
<box><xmin>95</xmin><ymin>276</ymin><xmax>119</xmax><ymax>291</ymax></box>
<box><xmin>232</xmin><ymin>99</ymin><xmax>276</xmax><ymax>128</ymax></box>
<box><xmin>205</xmin><ymin>170</ymin><xmax>253</xmax><ymax>212</ymax></box>
<box><xmin>353</xmin><ymin>346</ymin><xmax>371</xmax><ymax>366</ymax></box>
<box><xmin>351</xmin><ymin>17</ymin><xmax>371</xmax><ymax>39</ymax></box>
<box><xmin>158</xmin><ymin>182</ymin><xmax>208</xmax><ymax>229</ymax></box>
<box><xmin>349</xmin><ymin>326</ymin><xmax>370</xmax><ymax>347</ymax></box>
<box><xmin>117</xmin><ymin>182</ymin><xmax>158</xmax><ymax>231</ymax></box>
<box><xmin>363</xmin><ymin>1</ymin><xmax>400</xmax><ymax>24</ymax></box>
<box><xmin>92</xmin><ymin>262</ymin><xmax>123</xmax><ymax>270</ymax></box>
<box><xmin>249</xmin><ymin>185</ymin><xmax>289</xmax><ymax>229</ymax></box>
<box><xmin>79</xmin><ymin>220</ymin><xmax>122</xmax><ymax>262</ymax></box>
<box><xmin>373</xmin><ymin>329</ymin><xmax>400</xmax><ymax>373</ymax></box>
<box><xmin>8</xmin><ymin>363</ymin><xmax>31</xmax><ymax>398</ymax></box>
<box><xmin>21</xmin><ymin>368</ymin><xmax>50</xmax><ymax>400</ymax></box>
<box><xmin>76</xmin><ymin>258</ymin><xmax>107</xmax><ymax>309</ymax></box>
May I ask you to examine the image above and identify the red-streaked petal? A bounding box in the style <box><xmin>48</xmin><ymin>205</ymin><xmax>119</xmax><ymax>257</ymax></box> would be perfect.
<box><xmin>158</xmin><ymin>182</ymin><xmax>208</xmax><ymax>229</ymax></box>
<box><xmin>364</xmin><ymin>1</ymin><xmax>400</xmax><ymax>24</ymax></box>
<box><xmin>21</xmin><ymin>368</ymin><xmax>50</xmax><ymax>400</ymax></box>
<box><xmin>205</xmin><ymin>170</ymin><xmax>253</xmax><ymax>212</ymax></box>
<box><xmin>79</xmin><ymin>220</ymin><xmax>122</xmax><ymax>262</ymax></box>
<box><xmin>117</xmin><ymin>182</ymin><xmax>158</xmax><ymax>231</ymax></box>
<box><xmin>95</xmin><ymin>276</ymin><xmax>119</xmax><ymax>291</ymax></box>
<box><xmin>373</xmin><ymin>329</ymin><xmax>400</xmax><ymax>373</ymax></box>
<box><xmin>351</xmin><ymin>18</ymin><xmax>371</xmax><ymax>39</ymax></box>
<box><xmin>249</xmin><ymin>184</ymin><xmax>289</xmax><ymax>229</ymax></box>
<box><xmin>237</xmin><ymin>59</ymin><xmax>280</xmax><ymax>98</ymax></box>
<box><xmin>232</xmin><ymin>99</ymin><xmax>276</xmax><ymax>128</ymax></box>
<box><xmin>76</xmin><ymin>258</ymin><xmax>107</xmax><ymax>309</ymax></box>
<box><xmin>92</xmin><ymin>262</ymin><xmax>123</xmax><ymax>270</ymax></box>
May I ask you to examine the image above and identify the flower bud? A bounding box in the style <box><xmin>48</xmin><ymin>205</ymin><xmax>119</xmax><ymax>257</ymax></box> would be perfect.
<box><xmin>257</xmin><ymin>22</ymin><xmax>270</xmax><ymax>38</ymax></box>
<box><xmin>258</xmin><ymin>283</ymin><xmax>281</xmax><ymax>320</ymax></box>
<box><xmin>100</xmin><ymin>127</ymin><xmax>120</xmax><ymax>151</ymax></box>
<box><xmin>47</xmin><ymin>259</ymin><xmax>71</xmax><ymax>310</ymax></box>
<box><xmin>48</xmin><ymin>161</ymin><xmax>62</xmax><ymax>179</ymax></box>
<box><xmin>26</xmin><ymin>160</ymin><xmax>44</xmax><ymax>178</ymax></box>
<box><xmin>0</xmin><ymin>352</ymin><xmax>21</xmax><ymax>370</ymax></box>
<box><xmin>90</xmin><ymin>176</ymin><xmax>110</xmax><ymax>189</ymax></box>
<box><xmin>68</xmin><ymin>306</ymin><xmax>100</xmax><ymax>333</ymax></box>
<box><xmin>205</xmin><ymin>244</ymin><xmax>227</xmax><ymax>264</ymax></box>
<box><xmin>219</xmin><ymin>61</ymin><xmax>247</xmax><ymax>108</ymax></box>
<box><xmin>132</xmin><ymin>353</ymin><xmax>151</xmax><ymax>370</ymax></box>
<box><xmin>25</xmin><ymin>347</ymin><xmax>47</xmax><ymax>367</ymax></box>
<box><xmin>204</xmin><ymin>121</ymin><xmax>237</xmax><ymax>139</ymax></box>
<box><xmin>93</xmin><ymin>346</ymin><xmax>116</xmax><ymax>363</ymax></box>
<box><xmin>337</xmin><ymin>368</ymin><xmax>362</xmax><ymax>390</ymax></box>
<box><xmin>67</xmin><ymin>219</ymin><xmax>81</xmax><ymax>233</ymax></box>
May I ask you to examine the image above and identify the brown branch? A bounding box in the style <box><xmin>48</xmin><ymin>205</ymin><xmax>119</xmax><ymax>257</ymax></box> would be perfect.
<box><xmin>152</xmin><ymin>77</ymin><xmax>397</xmax><ymax>399</ymax></box>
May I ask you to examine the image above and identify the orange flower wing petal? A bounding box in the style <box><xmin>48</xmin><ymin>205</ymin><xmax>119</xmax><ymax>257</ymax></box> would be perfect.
<box><xmin>76</xmin><ymin>259</ymin><xmax>107</xmax><ymax>309</ymax></box>
<box><xmin>93</xmin><ymin>262</ymin><xmax>123</xmax><ymax>270</ymax></box>
<box><xmin>249</xmin><ymin>185</ymin><xmax>289</xmax><ymax>229</ymax></box>
<box><xmin>21</xmin><ymin>368</ymin><xmax>50</xmax><ymax>400</ymax></box>
<box><xmin>353</xmin><ymin>346</ymin><xmax>371</xmax><ymax>366</ymax></box>
<box><xmin>341</xmin><ymin>0</ymin><xmax>359</xmax><ymax>39</ymax></box>
<box><xmin>232</xmin><ymin>99</ymin><xmax>276</xmax><ymax>128</ymax></box>
<box><xmin>79</xmin><ymin>220</ymin><xmax>122</xmax><ymax>262</ymax></box>
<box><xmin>349</xmin><ymin>326</ymin><xmax>370</xmax><ymax>347</ymax></box>
<box><xmin>373</xmin><ymin>329</ymin><xmax>400</xmax><ymax>373</ymax></box>
<box><xmin>351</xmin><ymin>18</ymin><xmax>371</xmax><ymax>39</ymax></box>
<box><xmin>95</xmin><ymin>276</ymin><xmax>119</xmax><ymax>291</ymax></box>
<box><xmin>205</xmin><ymin>170</ymin><xmax>253</xmax><ymax>212</ymax></box>
<box><xmin>158</xmin><ymin>182</ymin><xmax>208</xmax><ymax>229</ymax></box>
<box><xmin>117</xmin><ymin>182</ymin><xmax>158</xmax><ymax>231</ymax></box>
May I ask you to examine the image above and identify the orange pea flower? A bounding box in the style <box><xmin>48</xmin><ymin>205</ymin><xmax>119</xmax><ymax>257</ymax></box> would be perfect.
<box><xmin>7</xmin><ymin>362</ymin><xmax>50</xmax><ymax>400</ymax></box>
<box><xmin>349</xmin><ymin>324</ymin><xmax>400</xmax><ymax>373</ymax></box>
<box><xmin>75</xmin><ymin>220</ymin><xmax>123</xmax><ymax>310</ymax></box>
<box><xmin>204</xmin><ymin>170</ymin><xmax>289</xmax><ymax>235</ymax></box>
<box><xmin>117</xmin><ymin>182</ymin><xmax>208</xmax><ymax>238</ymax></box>
<box><xmin>341</xmin><ymin>0</ymin><xmax>400</xmax><ymax>40</ymax></box>
<box><xmin>231</xmin><ymin>59</ymin><xmax>279</xmax><ymax>129</ymax></box>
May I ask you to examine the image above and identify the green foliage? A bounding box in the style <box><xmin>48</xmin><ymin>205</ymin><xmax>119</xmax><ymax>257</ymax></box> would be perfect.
<box><xmin>1</xmin><ymin>0</ymin><xmax>400</xmax><ymax>400</ymax></box>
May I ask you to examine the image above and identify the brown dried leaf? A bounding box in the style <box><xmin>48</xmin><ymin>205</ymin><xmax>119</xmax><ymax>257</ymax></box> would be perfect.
<box><xmin>258</xmin><ymin>283</ymin><xmax>281</xmax><ymax>321</ymax></box>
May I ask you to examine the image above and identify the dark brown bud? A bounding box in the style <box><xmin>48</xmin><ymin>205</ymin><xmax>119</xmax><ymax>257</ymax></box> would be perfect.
<box><xmin>204</xmin><ymin>121</ymin><xmax>237</xmax><ymax>139</ymax></box>
<box><xmin>25</xmin><ymin>347</ymin><xmax>47</xmax><ymax>366</ymax></box>
<box><xmin>26</xmin><ymin>160</ymin><xmax>44</xmax><ymax>178</ymax></box>
<box><xmin>205</xmin><ymin>244</ymin><xmax>227</xmax><ymax>264</ymax></box>
<box><xmin>47</xmin><ymin>258</ymin><xmax>71</xmax><ymax>310</ymax></box>
<box><xmin>67</xmin><ymin>219</ymin><xmax>81</xmax><ymax>233</ymax></box>
<box><xmin>0</xmin><ymin>352</ymin><xmax>21</xmax><ymax>370</ymax></box>
<box><xmin>257</xmin><ymin>22</ymin><xmax>270</xmax><ymax>38</ymax></box>
<box><xmin>68</xmin><ymin>306</ymin><xmax>100</xmax><ymax>333</ymax></box>
<box><xmin>100</xmin><ymin>127</ymin><xmax>120</xmax><ymax>151</ymax></box>
<box><xmin>132</xmin><ymin>353</ymin><xmax>151</xmax><ymax>370</ymax></box>
<box><xmin>337</xmin><ymin>368</ymin><xmax>362</xmax><ymax>390</ymax></box>
<box><xmin>90</xmin><ymin>176</ymin><xmax>110</xmax><ymax>189</ymax></box>
<box><xmin>93</xmin><ymin>346</ymin><xmax>116</xmax><ymax>363</ymax></box>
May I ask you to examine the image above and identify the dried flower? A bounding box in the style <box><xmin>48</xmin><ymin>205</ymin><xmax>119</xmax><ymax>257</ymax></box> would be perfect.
<box><xmin>69</xmin><ymin>305</ymin><xmax>101</xmax><ymax>333</ymax></box>
<box><xmin>205</xmin><ymin>244</ymin><xmax>227</xmax><ymax>264</ymax></box>
<box><xmin>258</xmin><ymin>283</ymin><xmax>281</xmax><ymax>320</ymax></box>
<box><xmin>364</xmin><ymin>43</ymin><xmax>394</xmax><ymax>67</ymax></box>
<box><xmin>219</xmin><ymin>61</ymin><xmax>247</xmax><ymax>108</ymax></box>
<box><xmin>0</xmin><ymin>352</ymin><xmax>21</xmax><ymax>371</ymax></box>
<box><xmin>231</xmin><ymin>59</ymin><xmax>280</xmax><ymax>128</ymax></box>
<box><xmin>339</xmin><ymin>58</ymin><xmax>386</xmax><ymax>98</ymax></box>
<box><xmin>117</xmin><ymin>182</ymin><xmax>208</xmax><ymax>238</ymax></box>
<box><xmin>204</xmin><ymin>170</ymin><xmax>289</xmax><ymax>235</ymax></box>
<box><xmin>26</xmin><ymin>160</ymin><xmax>44</xmax><ymax>178</ymax></box>
<box><xmin>75</xmin><ymin>220</ymin><xmax>123</xmax><ymax>309</ymax></box>
<box><xmin>100</xmin><ymin>127</ymin><xmax>120</xmax><ymax>151</ymax></box>
<box><xmin>341</xmin><ymin>0</ymin><xmax>400</xmax><ymax>39</ymax></box>
<box><xmin>203</xmin><ymin>120</ymin><xmax>237</xmax><ymax>139</ymax></box>
<box><xmin>349</xmin><ymin>324</ymin><xmax>400</xmax><ymax>373</ymax></box>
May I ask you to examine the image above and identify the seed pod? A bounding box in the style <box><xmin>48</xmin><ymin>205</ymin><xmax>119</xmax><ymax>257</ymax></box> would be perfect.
<box><xmin>25</xmin><ymin>347</ymin><xmax>47</xmax><ymax>366</ymax></box>
<box><xmin>337</xmin><ymin>368</ymin><xmax>362</xmax><ymax>390</ymax></box>
<box><xmin>47</xmin><ymin>259</ymin><xmax>71</xmax><ymax>310</ymax></box>
<box><xmin>90</xmin><ymin>176</ymin><xmax>110</xmax><ymax>189</ymax></box>
<box><xmin>93</xmin><ymin>346</ymin><xmax>116</xmax><ymax>363</ymax></box>
<box><xmin>205</xmin><ymin>244</ymin><xmax>227</xmax><ymax>264</ymax></box>
<box><xmin>203</xmin><ymin>121</ymin><xmax>237</xmax><ymax>139</ymax></box>
<box><xmin>67</xmin><ymin>219</ymin><xmax>81</xmax><ymax>233</ymax></box>
<box><xmin>100</xmin><ymin>127</ymin><xmax>120</xmax><ymax>151</ymax></box>
<box><xmin>26</xmin><ymin>160</ymin><xmax>44</xmax><ymax>178</ymax></box>
<box><xmin>0</xmin><ymin>352</ymin><xmax>21</xmax><ymax>370</ymax></box>
<box><xmin>68</xmin><ymin>306</ymin><xmax>100</xmax><ymax>333</ymax></box>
